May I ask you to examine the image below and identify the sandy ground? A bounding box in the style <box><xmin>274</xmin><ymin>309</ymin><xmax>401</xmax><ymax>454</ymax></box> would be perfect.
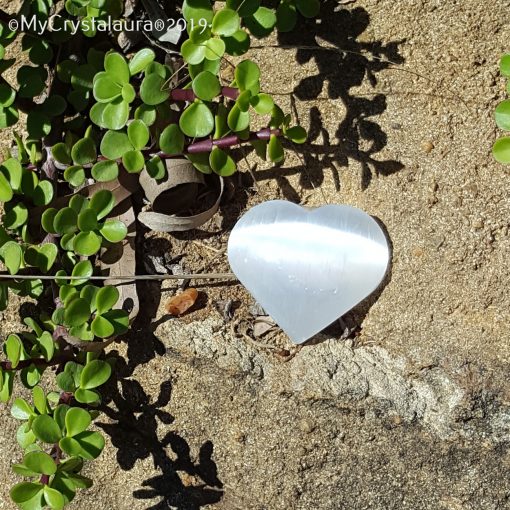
<box><xmin>2</xmin><ymin>0</ymin><xmax>510</xmax><ymax>509</ymax></box>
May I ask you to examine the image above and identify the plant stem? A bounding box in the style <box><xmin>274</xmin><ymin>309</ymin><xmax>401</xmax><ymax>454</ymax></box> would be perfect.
<box><xmin>170</xmin><ymin>86</ymin><xmax>240</xmax><ymax>102</ymax></box>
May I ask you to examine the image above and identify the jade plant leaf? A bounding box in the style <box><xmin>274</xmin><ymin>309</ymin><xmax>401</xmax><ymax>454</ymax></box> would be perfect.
<box><xmin>100</xmin><ymin>130</ymin><xmax>133</xmax><ymax>160</ymax></box>
<box><xmin>99</xmin><ymin>219</ymin><xmax>128</xmax><ymax>243</ymax></box>
<box><xmin>80</xmin><ymin>360</ymin><xmax>111</xmax><ymax>390</ymax></box>
<box><xmin>192</xmin><ymin>71</ymin><xmax>221</xmax><ymax>101</ymax></box>
<box><xmin>179</xmin><ymin>101</ymin><xmax>214</xmax><ymax>138</ymax></box>
<box><xmin>64</xmin><ymin>165</ymin><xmax>86</xmax><ymax>187</ymax></box>
<box><xmin>129</xmin><ymin>48</ymin><xmax>156</xmax><ymax>75</ymax></box>
<box><xmin>90</xmin><ymin>190</ymin><xmax>115</xmax><ymax>220</ymax></box>
<box><xmin>127</xmin><ymin>119</ymin><xmax>150</xmax><ymax>150</ymax></box>
<box><xmin>140</xmin><ymin>73</ymin><xmax>170</xmax><ymax>106</ymax></box>
<box><xmin>159</xmin><ymin>124</ymin><xmax>185</xmax><ymax>155</ymax></box>
<box><xmin>71</xmin><ymin>138</ymin><xmax>97</xmax><ymax>165</ymax></box>
<box><xmin>32</xmin><ymin>415</ymin><xmax>62</xmax><ymax>444</ymax></box>
<box><xmin>54</xmin><ymin>207</ymin><xmax>78</xmax><ymax>235</ymax></box>
<box><xmin>0</xmin><ymin>241</ymin><xmax>22</xmax><ymax>275</ymax></box>
<box><xmin>210</xmin><ymin>147</ymin><xmax>237</xmax><ymax>176</ymax></box>
<box><xmin>122</xmin><ymin>150</ymin><xmax>145</xmax><ymax>173</ymax></box>
<box><xmin>71</xmin><ymin>260</ymin><xmax>93</xmax><ymax>286</ymax></box>
<box><xmin>64</xmin><ymin>297</ymin><xmax>91</xmax><ymax>327</ymax></box>
<box><xmin>212</xmin><ymin>8</ymin><xmax>241</xmax><ymax>36</ymax></box>
<box><xmin>73</xmin><ymin>231</ymin><xmax>102</xmax><ymax>256</ymax></box>
<box><xmin>65</xmin><ymin>407</ymin><xmax>91</xmax><ymax>437</ymax></box>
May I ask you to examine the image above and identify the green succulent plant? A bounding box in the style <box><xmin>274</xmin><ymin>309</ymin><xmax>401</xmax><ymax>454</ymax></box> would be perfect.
<box><xmin>0</xmin><ymin>0</ymin><xmax>318</xmax><ymax>507</ymax></box>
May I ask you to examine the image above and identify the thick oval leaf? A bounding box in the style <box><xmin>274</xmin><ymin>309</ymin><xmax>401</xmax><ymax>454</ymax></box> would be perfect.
<box><xmin>64</xmin><ymin>165</ymin><xmax>86</xmax><ymax>187</ymax></box>
<box><xmin>129</xmin><ymin>48</ymin><xmax>156</xmax><ymax>75</ymax></box>
<box><xmin>77</xmin><ymin>209</ymin><xmax>99</xmax><ymax>232</ymax></box>
<box><xmin>103</xmin><ymin>99</ymin><xmax>129</xmax><ymax>130</ymax></box>
<box><xmin>95</xmin><ymin>286</ymin><xmax>120</xmax><ymax>315</ymax></box>
<box><xmin>80</xmin><ymin>360</ymin><xmax>111</xmax><ymax>390</ymax></box>
<box><xmin>493</xmin><ymin>137</ymin><xmax>510</xmax><ymax>164</ymax></box>
<box><xmin>64</xmin><ymin>297</ymin><xmax>91</xmax><ymax>327</ymax></box>
<box><xmin>32</xmin><ymin>415</ymin><xmax>62</xmax><ymax>445</ymax></box>
<box><xmin>285</xmin><ymin>125</ymin><xmax>307</xmax><ymax>144</ymax></box>
<box><xmin>181</xmin><ymin>39</ymin><xmax>206</xmax><ymax>65</ymax></box>
<box><xmin>204</xmin><ymin>37</ymin><xmax>226</xmax><ymax>61</ymax></box>
<box><xmin>159</xmin><ymin>124</ymin><xmax>185</xmax><ymax>155</ymax></box>
<box><xmin>42</xmin><ymin>208</ymin><xmax>58</xmax><ymax>234</ymax></box>
<box><xmin>73</xmin><ymin>231</ymin><xmax>102</xmax><ymax>256</ymax></box>
<box><xmin>10</xmin><ymin>482</ymin><xmax>43</xmax><ymax>504</ymax></box>
<box><xmin>91</xmin><ymin>315</ymin><xmax>115</xmax><ymax>338</ymax></box>
<box><xmin>100</xmin><ymin>130</ymin><xmax>133</xmax><ymax>160</ymax></box>
<box><xmin>104</xmin><ymin>52</ymin><xmax>130</xmax><ymax>83</ymax></box>
<box><xmin>223</xmin><ymin>29</ymin><xmax>251</xmax><ymax>56</ymax></box>
<box><xmin>135</xmin><ymin>104</ymin><xmax>157</xmax><ymax>126</ymax></box>
<box><xmin>33</xmin><ymin>180</ymin><xmax>54</xmax><ymax>206</ymax></box>
<box><xmin>71</xmin><ymin>260</ymin><xmax>93</xmax><ymax>286</ymax></box>
<box><xmin>251</xmin><ymin>93</ymin><xmax>274</xmax><ymax>115</ymax></box>
<box><xmin>90</xmin><ymin>189</ymin><xmax>115</xmax><ymax>220</ymax></box>
<box><xmin>209</xmin><ymin>147</ymin><xmax>237</xmax><ymax>176</ymax></box>
<box><xmin>74</xmin><ymin>430</ymin><xmax>105</xmax><ymax>460</ymax></box>
<box><xmin>71</xmin><ymin>138</ymin><xmax>97</xmax><ymax>165</ymax></box>
<box><xmin>6</xmin><ymin>333</ymin><xmax>22</xmax><ymax>368</ymax></box>
<box><xmin>0</xmin><ymin>241</ymin><xmax>22</xmax><ymax>274</ymax></box>
<box><xmin>65</xmin><ymin>407</ymin><xmax>91</xmax><ymax>437</ymax></box>
<box><xmin>3</xmin><ymin>201</ymin><xmax>28</xmax><ymax>229</ymax></box>
<box><xmin>0</xmin><ymin>157</ymin><xmax>22</xmax><ymax>189</ymax></box>
<box><xmin>268</xmin><ymin>133</ymin><xmax>284</xmax><ymax>163</ymax></box>
<box><xmin>146</xmin><ymin>155</ymin><xmax>166</xmax><ymax>179</ymax></box>
<box><xmin>122</xmin><ymin>149</ymin><xmax>145</xmax><ymax>173</ymax></box>
<box><xmin>100</xmin><ymin>219</ymin><xmax>128</xmax><ymax>243</ymax></box>
<box><xmin>192</xmin><ymin>71</ymin><xmax>221</xmax><ymax>101</ymax></box>
<box><xmin>212</xmin><ymin>8</ymin><xmax>240</xmax><ymax>36</ymax></box>
<box><xmin>102</xmin><ymin>309</ymin><xmax>129</xmax><ymax>335</ymax></box>
<box><xmin>43</xmin><ymin>486</ymin><xmax>65</xmax><ymax>510</ymax></box>
<box><xmin>235</xmin><ymin>59</ymin><xmax>260</xmax><ymax>93</ymax></box>
<box><xmin>54</xmin><ymin>207</ymin><xmax>78</xmax><ymax>235</ymax></box>
<box><xmin>59</xmin><ymin>436</ymin><xmax>82</xmax><ymax>456</ymax></box>
<box><xmin>74</xmin><ymin>388</ymin><xmax>100</xmax><ymax>404</ymax></box>
<box><xmin>11</xmin><ymin>397</ymin><xmax>34</xmax><ymax>420</ymax></box>
<box><xmin>179</xmin><ymin>101</ymin><xmax>214</xmax><ymax>138</ymax></box>
<box><xmin>127</xmin><ymin>119</ymin><xmax>150</xmax><ymax>150</ymax></box>
<box><xmin>93</xmin><ymin>75</ymin><xmax>122</xmax><ymax>103</ymax></box>
<box><xmin>496</xmin><ymin>99</ymin><xmax>510</xmax><ymax>130</ymax></box>
<box><xmin>227</xmin><ymin>104</ymin><xmax>250</xmax><ymax>132</ymax></box>
<box><xmin>0</xmin><ymin>171</ymin><xmax>13</xmax><ymax>202</ymax></box>
<box><xmin>140</xmin><ymin>73</ymin><xmax>170</xmax><ymax>106</ymax></box>
<box><xmin>243</xmin><ymin>6</ymin><xmax>277</xmax><ymax>37</ymax></box>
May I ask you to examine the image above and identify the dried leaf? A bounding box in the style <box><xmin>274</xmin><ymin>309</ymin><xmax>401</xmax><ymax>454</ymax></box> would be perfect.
<box><xmin>253</xmin><ymin>316</ymin><xmax>276</xmax><ymax>337</ymax></box>
<box><xmin>138</xmin><ymin>159</ymin><xmax>224</xmax><ymax>232</ymax></box>
<box><xmin>165</xmin><ymin>288</ymin><xmax>199</xmax><ymax>316</ymax></box>
<box><xmin>100</xmin><ymin>198</ymin><xmax>139</xmax><ymax>322</ymax></box>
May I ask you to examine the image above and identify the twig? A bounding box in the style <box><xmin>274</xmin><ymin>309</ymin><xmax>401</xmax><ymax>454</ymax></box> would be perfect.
<box><xmin>0</xmin><ymin>272</ymin><xmax>236</xmax><ymax>281</ymax></box>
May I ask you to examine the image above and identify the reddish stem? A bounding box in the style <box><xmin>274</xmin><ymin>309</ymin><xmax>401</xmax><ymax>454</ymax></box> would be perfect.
<box><xmin>170</xmin><ymin>86</ymin><xmax>240</xmax><ymax>103</ymax></box>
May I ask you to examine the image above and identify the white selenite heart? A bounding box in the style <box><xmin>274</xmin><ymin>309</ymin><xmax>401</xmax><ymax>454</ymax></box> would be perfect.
<box><xmin>227</xmin><ymin>201</ymin><xmax>390</xmax><ymax>344</ymax></box>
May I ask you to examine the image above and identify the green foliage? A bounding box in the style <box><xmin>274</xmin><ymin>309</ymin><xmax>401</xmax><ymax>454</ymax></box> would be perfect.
<box><xmin>0</xmin><ymin>1</ymin><xmax>317</xmax><ymax>507</ymax></box>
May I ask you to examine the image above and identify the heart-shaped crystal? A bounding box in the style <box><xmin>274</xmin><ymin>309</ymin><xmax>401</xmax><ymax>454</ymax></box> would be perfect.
<box><xmin>228</xmin><ymin>201</ymin><xmax>390</xmax><ymax>344</ymax></box>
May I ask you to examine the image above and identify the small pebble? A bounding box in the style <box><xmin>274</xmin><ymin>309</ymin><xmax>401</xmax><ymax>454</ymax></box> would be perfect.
<box><xmin>421</xmin><ymin>140</ymin><xmax>435</xmax><ymax>153</ymax></box>
<box><xmin>299</xmin><ymin>419</ymin><xmax>316</xmax><ymax>434</ymax></box>
<box><xmin>472</xmin><ymin>219</ymin><xmax>484</xmax><ymax>230</ymax></box>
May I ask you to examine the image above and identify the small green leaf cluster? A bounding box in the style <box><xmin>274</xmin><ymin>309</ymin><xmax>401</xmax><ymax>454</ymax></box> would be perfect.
<box><xmin>42</xmin><ymin>191</ymin><xmax>126</xmax><ymax>259</ymax></box>
<box><xmin>53</xmin><ymin>283</ymin><xmax>129</xmax><ymax>340</ymax></box>
<box><xmin>64</xmin><ymin>0</ymin><xmax>123</xmax><ymax>37</ymax></box>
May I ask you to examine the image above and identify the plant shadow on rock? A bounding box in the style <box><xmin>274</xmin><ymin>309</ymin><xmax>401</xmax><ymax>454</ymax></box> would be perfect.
<box><xmin>258</xmin><ymin>1</ymin><xmax>405</xmax><ymax>196</ymax></box>
<box><xmin>97</xmin><ymin>366</ymin><xmax>223</xmax><ymax>509</ymax></box>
